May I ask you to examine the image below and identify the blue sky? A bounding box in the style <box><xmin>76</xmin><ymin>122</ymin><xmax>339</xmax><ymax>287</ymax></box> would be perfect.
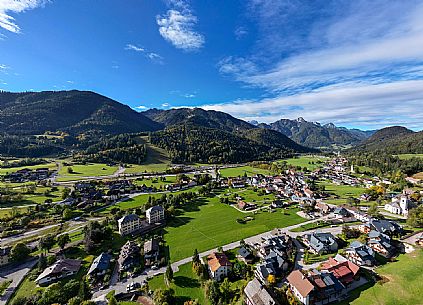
<box><xmin>1</xmin><ymin>0</ymin><xmax>423</xmax><ymax>130</ymax></box>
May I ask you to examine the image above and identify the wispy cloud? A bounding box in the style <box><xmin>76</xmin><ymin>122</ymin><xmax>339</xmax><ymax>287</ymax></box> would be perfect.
<box><xmin>125</xmin><ymin>44</ymin><xmax>163</xmax><ymax>64</ymax></box>
<box><xmin>0</xmin><ymin>63</ymin><xmax>10</xmax><ymax>74</ymax></box>
<box><xmin>157</xmin><ymin>0</ymin><xmax>204</xmax><ymax>51</ymax></box>
<box><xmin>200</xmin><ymin>80</ymin><xmax>423</xmax><ymax>130</ymax></box>
<box><xmin>0</xmin><ymin>0</ymin><xmax>49</xmax><ymax>33</ymax></box>
<box><xmin>234</xmin><ymin>26</ymin><xmax>248</xmax><ymax>40</ymax></box>
<box><xmin>134</xmin><ymin>105</ymin><xmax>148</xmax><ymax>111</ymax></box>
<box><xmin>161</xmin><ymin>102</ymin><xmax>170</xmax><ymax>107</ymax></box>
<box><xmin>0</xmin><ymin>33</ymin><xmax>6</xmax><ymax>40</ymax></box>
<box><xmin>211</xmin><ymin>0</ymin><xmax>423</xmax><ymax>129</ymax></box>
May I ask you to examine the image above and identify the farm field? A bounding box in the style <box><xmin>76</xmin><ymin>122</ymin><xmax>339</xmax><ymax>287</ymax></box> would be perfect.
<box><xmin>149</xmin><ymin>262</ymin><xmax>209</xmax><ymax>305</ymax></box>
<box><xmin>0</xmin><ymin>206</ymin><xmax>29</xmax><ymax>219</ymax></box>
<box><xmin>223</xmin><ymin>187</ymin><xmax>276</xmax><ymax>204</ymax></box>
<box><xmin>219</xmin><ymin>166</ymin><xmax>272</xmax><ymax>177</ymax></box>
<box><xmin>339</xmin><ymin>250</ymin><xmax>423</xmax><ymax>305</ymax></box>
<box><xmin>57</xmin><ymin>163</ymin><xmax>118</xmax><ymax>181</ymax></box>
<box><xmin>0</xmin><ymin>162</ymin><xmax>58</xmax><ymax>175</ymax></box>
<box><xmin>279</xmin><ymin>155</ymin><xmax>328</xmax><ymax>170</ymax></box>
<box><xmin>132</xmin><ymin>175</ymin><xmax>178</xmax><ymax>188</ymax></box>
<box><xmin>163</xmin><ymin>193</ymin><xmax>305</xmax><ymax>261</ymax></box>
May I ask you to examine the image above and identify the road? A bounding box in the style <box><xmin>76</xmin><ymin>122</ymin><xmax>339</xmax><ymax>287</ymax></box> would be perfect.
<box><xmin>93</xmin><ymin>216</ymin><xmax>343</xmax><ymax>300</ymax></box>
<box><xmin>0</xmin><ymin>259</ymin><xmax>37</xmax><ymax>305</ymax></box>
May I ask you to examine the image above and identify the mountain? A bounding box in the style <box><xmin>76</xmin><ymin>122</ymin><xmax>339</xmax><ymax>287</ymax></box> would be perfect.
<box><xmin>352</xmin><ymin>126</ymin><xmax>423</xmax><ymax>154</ymax></box>
<box><xmin>259</xmin><ymin>117</ymin><xmax>374</xmax><ymax>148</ymax></box>
<box><xmin>145</xmin><ymin>108</ymin><xmax>314</xmax><ymax>163</ymax></box>
<box><xmin>0</xmin><ymin>90</ymin><xmax>162</xmax><ymax>135</ymax></box>
<box><xmin>143</xmin><ymin>108</ymin><xmax>253</xmax><ymax>133</ymax></box>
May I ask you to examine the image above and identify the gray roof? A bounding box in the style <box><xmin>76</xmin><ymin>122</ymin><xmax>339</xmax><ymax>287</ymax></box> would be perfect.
<box><xmin>147</xmin><ymin>205</ymin><xmax>164</xmax><ymax>213</ymax></box>
<box><xmin>244</xmin><ymin>278</ymin><xmax>276</xmax><ymax>305</ymax></box>
<box><xmin>88</xmin><ymin>252</ymin><xmax>112</xmax><ymax>275</ymax></box>
<box><xmin>118</xmin><ymin>213</ymin><xmax>140</xmax><ymax>225</ymax></box>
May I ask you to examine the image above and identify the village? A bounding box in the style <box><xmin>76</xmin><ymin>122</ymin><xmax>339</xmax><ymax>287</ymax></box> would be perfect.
<box><xmin>0</xmin><ymin>155</ymin><xmax>422</xmax><ymax>305</ymax></box>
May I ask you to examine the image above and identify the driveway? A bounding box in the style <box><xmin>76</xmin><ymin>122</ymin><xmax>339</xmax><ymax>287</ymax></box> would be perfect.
<box><xmin>0</xmin><ymin>259</ymin><xmax>37</xmax><ymax>305</ymax></box>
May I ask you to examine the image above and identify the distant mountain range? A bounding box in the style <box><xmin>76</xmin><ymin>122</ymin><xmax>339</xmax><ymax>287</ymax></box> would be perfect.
<box><xmin>1</xmin><ymin>90</ymin><xmax>421</xmax><ymax>162</ymax></box>
<box><xmin>257</xmin><ymin>117</ymin><xmax>375</xmax><ymax>148</ymax></box>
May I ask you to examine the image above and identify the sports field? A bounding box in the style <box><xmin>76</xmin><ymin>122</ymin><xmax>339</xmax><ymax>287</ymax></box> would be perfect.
<box><xmin>57</xmin><ymin>163</ymin><xmax>118</xmax><ymax>181</ymax></box>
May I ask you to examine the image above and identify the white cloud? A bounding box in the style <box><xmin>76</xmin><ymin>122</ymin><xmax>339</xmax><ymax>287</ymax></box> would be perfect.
<box><xmin>66</xmin><ymin>80</ymin><xmax>74</xmax><ymax>84</ymax></box>
<box><xmin>125</xmin><ymin>44</ymin><xmax>145</xmax><ymax>52</ymax></box>
<box><xmin>125</xmin><ymin>44</ymin><xmax>163</xmax><ymax>63</ymax></box>
<box><xmin>0</xmin><ymin>32</ymin><xmax>6</xmax><ymax>40</ymax></box>
<box><xmin>234</xmin><ymin>26</ymin><xmax>248</xmax><ymax>40</ymax></box>
<box><xmin>134</xmin><ymin>105</ymin><xmax>147</xmax><ymax>110</ymax></box>
<box><xmin>157</xmin><ymin>7</ymin><xmax>204</xmax><ymax>51</ymax></box>
<box><xmin>0</xmin><ymin>63</ymin><xmax>9</xmax><ymax>74</ymax></box>
<box><xmin>0</xmin><ymin>0</ymin><xmax>49</xmax><ymax>33</ymax></box>
<box><xmin>161</xmin><ymin>102</ymin><xmax>170</xmax><ymax>107</ymax></box>
<box><xmin>199</xmin><ymin>80</ymin><xmax>423</xmax><ymax>129</ymax></box>
<box><xmin>183</xmin><ymin>93</ymin><xmax>195</xmax><ymax>98</ymax></box>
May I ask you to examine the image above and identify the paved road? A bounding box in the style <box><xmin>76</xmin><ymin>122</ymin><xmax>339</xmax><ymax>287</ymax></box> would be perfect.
<box><xmin>0</xmin><ymin>259</ymin><xmax>37</xmax><ymax>305</ymax></box>
<box><xmin>93</xmin><ymin>217</ymin><xmax>337</xmax><ymax>300</ymax></box>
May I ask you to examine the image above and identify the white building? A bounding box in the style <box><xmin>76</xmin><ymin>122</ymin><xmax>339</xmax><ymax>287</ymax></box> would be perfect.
<box><xmin>146</xmin><ymin>205</ymin><xmax>165</xmax><ymax>224</ymax></box>
<box><xmin>118</xmin><ymin>214</ymin><xmax>141</xmax><ymax>236</ymax></box>
<box><xmin>207</xmin><ymin>252</ymin><xmax>232</xmax><ymax>281</ymax></box>
<box><xmin>36</xmin><ymin>259</ymin><xmax>81</xmax><ymax>285</ymax></box>
<box><xmin>384</xmin><ymin>195</ymin><xmax>410</xmax><ymax>216</ymax></box>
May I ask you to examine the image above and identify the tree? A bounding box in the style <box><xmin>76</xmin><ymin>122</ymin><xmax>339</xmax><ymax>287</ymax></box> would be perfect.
<box><xmin>63</xmin><ymin>208</ymin><xmax>73</xmax><ymax>220</ymax></box>
<box><xmin>68</xmin><ymin>296</ymin><xmax>82</xmax><ymax>305</ymax></box>
<box><xmin>38</xmin><ymin>253</ymin><xmax>47</xmax><ymax>271</ymax></box>
<box><xmin>62</xmin><ymin>187</ymin><xmax>71</xmax><ymax>199</ymax></box>
<box><xmin>407</xmin><ymin>205</ymin><xmax>423</xmax><ymax>228</ymax></box>
<box><xmin>267</xmin><ymin>274</ymin><xmax>276</xmax><ymax>286</ymax></box>
<box><xmin>164</xmin><ymin>263</ymin><xmax>174</xmax><ymax>286</ymax></box>
<box><xmin>78</xmin><ymin>280</ymin><xmax>91</xmax><ymax>300</ymax></box>
<box><xmin>192</xmin><ymin>249</ymin><xmax>200</xmax><ymax>265</ymax></box>
<box><xmin>10</xmin><ymin>243</ymin><xmax>31</xmax><ymax>262</ymax></box>
<box><xmin>367</xmin><ymin>202</ymin><xmax>380</xmax><ymax>217</ymax></box>
<box><xmin>204</xmin><ymin>280</ymin><xmax>220</xmax><ymax>305</ymax></box>
<box><xmin>67</xmin><ymin>166</ymin><xmax>74</xmax><ymax>174</ymax></box>
<box><xmin>108</xmin><ymin>296</ymin><xmax>118</xmax><ymax>305</ymax></box>
<box><xmin>57</xmin><ymin>233</ymin><xmax>71</xmax><ymax>250</ymax></box>
<box><xmin>219</xmin><ymin>278</ymin><xmax>231</xmax><ymax>303</ymax></box>
<box><xmin>153</xmin><ymin>288</ymin><xmax>175</xmax><ymax>305</ymax></box>
<box><xmin>39</xmin><ymin>234</ymin><xmax>55</xmax><ymax>253</ymax></box>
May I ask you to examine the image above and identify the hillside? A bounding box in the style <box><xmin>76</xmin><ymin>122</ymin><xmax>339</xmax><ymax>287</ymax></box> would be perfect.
<box><xmin>143</xmin><ymin>107</ymin><xmax>253</xmax><ymax>133</ymax></box>
<box><xmin>353</xmin><ymin>126</ymin><xmax>423</xmax><ymax>154</ymax></box>
<box><xmin>149</xmin><ymin>124</ymin><xmax>311</xmax><ymax>163</ymax></box>
<box><xmin>0</xmin><ymin>90</ymin><xmax>162</xmax><ymax>135</ymax></box>
<box><xmin>259</xmin><ymin>117</ymin><xmax>373</xmax><ymax>148</ymax></box>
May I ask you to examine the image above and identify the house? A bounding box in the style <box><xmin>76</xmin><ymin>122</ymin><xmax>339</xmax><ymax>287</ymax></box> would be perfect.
<box><xmin>303</xmin><ymin>232</ymin><xmax>338</xmax><ymax>255</ymax></box>
<box><xmin>0</xmin><ymin>247</ymin><xmax>11</xmax><ymax>267</ymax></box>
<box><xmin>344</xmin><ymin>241</ymin><xmax>376</xmax><ymax>267</ymax></box>
<box><xmin>315</xmin><ymin>202</ymin><xmax>331</xmax><ymax>215</ymax></box>
<box><xmin>144</xmin><ymin>238</ymin><xmax>160</xmax><ymax>267</ymax></box>
<box><xmin>237</xmin><ymin>200</ymin><xmax>257</xmax><ymax>211</ymax></box>
<box><xmin>368</xmin><ymin>219</ymin><xmax>402</xmax><ymax>236</ymax></box>
<box><xmin>146</xmin><ymin>205</ymin><xmax>165</xmax><ymax>224</ymax></box>
<box><xmin>244</xmin><ymin>278</ymin><xmax>277</xmax><ymax>305</ymax></box>
<box><xmin>287</xmin><ymin>269</ymin><xmax>345</xmax><ymax>305</ymax></box>
<box><xmin>320</xmin><ymin>256</ymin><xmax>360</xmax><ymax>286</ymax></box>
<box><xmin>207</xmin><ymin>252</ymin><xmax>232</xmax><ymax>281</ymax></box>
<box><xmin>286</xmin><ymin>270</ymin><xmax>314</xmax><ymax>305</ymax></box>
<box><xmin>118</xmin><ymin>241</ymin><xmax>140</xmax><ymax>271</ymax></box>
<box><xmin>367</xmin><ymin>231</ymin><xmax>396</xmax><ymax>258</ymax></box>
<box><xmin>36</xmin><ymin>259</ymin><xmax>81</xmax><ymax>285</ymax></box>
<box><xmin>88</xmin><ymin>252</ymin><xmax>112</xmax><ymax>278</ymax></box>
<box><xmin>118</xmin><ymin>214</ymin><xmax>141</xmax><ymax>236</ymax></box>
<box><xmin>237</xmin><ymin>247</ymin><xmax>254</xmax><ymax>264</ymax></box>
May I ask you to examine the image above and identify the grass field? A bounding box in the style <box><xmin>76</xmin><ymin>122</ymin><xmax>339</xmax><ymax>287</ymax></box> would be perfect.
<box><xmin>149</xmin><ymin>263</ymin><xmax>209</xmax><ymax>305</ymax></box>
<box><xmin>163</xmin><ymin>192</ymin><xmax>305</xmax><ymax>261</ymax></box>
<box><xmin>223</xmin><ymin>187</ymin><xmax>276</xmax><ymax>205</ymax></box>
<box><xmin>133</xmin><ymin>175</ymin><xmax>178</xmax><ymax>188</ymax></box>
<box><xmin>125</xmin><ymin>136</ymin><xmax>171</xmax><ymax>174</ymax></box>
<box><xmin>396</xmin><ymin>154</ymin><xmax>423</xmax><ymax>160</ymax></box>
<box><xmin>57</xmin><ymin>163</ymin><xmax>118</xmax><ymax>181</ymax></box>
<box><xmin>219</xmin><ymin>166</ymin><xmax>272</xmax><ymax>177</ymax></box>
<box><xmin>0</xmin><ymin>162</ymin><xmax>58</xmax><ymax>175</ymax></box>
<box><xmin>320</xmin><ymin>182</ymin><xmax>366</xmax><ymax>199</ymax></box>
<box><xmin>279</xmin><ymin>155</ymin><xmax>328</xmax><ymax>171</ymax></box>
<box><xmin>339</xmin><ymin>250</ymin><xmax>423</xmax><ymax>305</ymax></box>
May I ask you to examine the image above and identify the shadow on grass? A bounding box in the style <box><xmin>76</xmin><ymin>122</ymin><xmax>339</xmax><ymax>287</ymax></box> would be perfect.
<box><xmin>174</xmin><ymin>276</ymin><xmax>201</xmax><ymax>288</ymax></box>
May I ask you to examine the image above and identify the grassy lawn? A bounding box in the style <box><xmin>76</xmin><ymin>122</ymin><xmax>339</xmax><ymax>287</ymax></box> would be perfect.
<box><xmin>222</xmin><ymin>187</ymin><xmax>276</xmax><ymax>204</ymax></box>
<box><xmin>290</xmin><ymin>220</ymin><xmax>332</xmax><ymax>232</ymax></box>
<box><xmin>57</xmin><ymin>163</ymin><xmax>118</xmax><ymax>181</ymax></box>
<box><xmin>320</xmin><ymin>182</ymin><xmax>367</xmax><ymax>199</ymax></box>
<box><xmin>133</xmin><ymin>175</ymin><xmax>178</xmax><ymax>188</ymax></box>
<box><xmin>0</xmin><ymin>206</ymin><xmax>29</xmax><ymax>219</ymax></box>
<box><xmin>0</xmin><ymin>162</ymin><xmax>58</xmax><ymax>175</ymax></box>
<box><xmin>338</xmin><ymin>250</ymin><xmax>423</xmax><ymax>305</ymax></box>
<box><xmin>163</xmin><ymin>193</ymin><xmax>305</xmax><ymax>261</ymax></box>
<box><xmin>279</xmin><ymin>155</ymin><xmax>328</xmax><ymax>170</ymax></box>
<box><xmin>149</xmin><ymin>262</ymin><xmax>209</xmax><ymax>305</ymax></box>
<box><xmin>219</xmin><ymin>166</ymin><xmax>272</xmax><ymax>177</ymax></box>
